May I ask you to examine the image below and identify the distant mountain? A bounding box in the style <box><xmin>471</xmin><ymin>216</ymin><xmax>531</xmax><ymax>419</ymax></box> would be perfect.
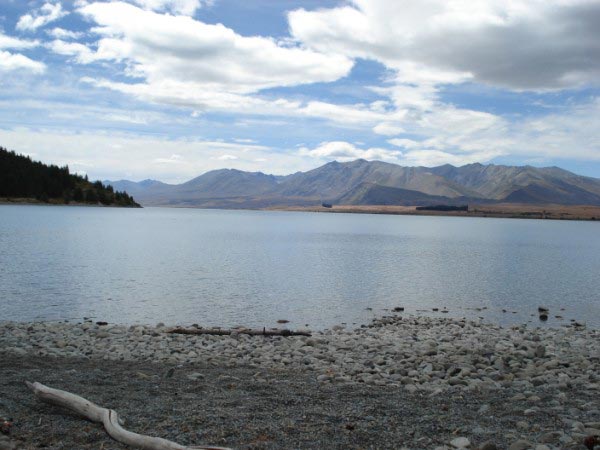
<box><xmin>278</xmin><ymin>159</ymin><xmax>477</xmax><ymax>198</ymax></box>
<box><xmin>106</xmin><ymin>159</ymin><xmax>600</xmax><ymax>208</ymax></box>
<box><xmin>0</xmin><ymin>147</ymin><xmax>140</xmax><ymax>207</ymax></box>
<box><xmin>336</xmin><ymin>182</ymin><xmax>476</xmax><ymax>206</ymax></box>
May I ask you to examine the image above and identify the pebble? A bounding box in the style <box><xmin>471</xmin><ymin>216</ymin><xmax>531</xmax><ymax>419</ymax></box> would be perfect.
<box><xmin>1</xmin><ymin>315</ymin><xmax>599</xmax><ymax>449</ymax></box>
<box><xmin>508</xmin><ymin>439</ymin><xmax>531</xmax><ymax>450</ymax></box>
<box><xmin>450</xmin><ymin>437</ymin><xmax>470</xmax><ymax>448</ymax></box>
<box><xmin>0</xmin><ymin>316</ymin><xmax>598</xmax><ymax>395</ymax></box>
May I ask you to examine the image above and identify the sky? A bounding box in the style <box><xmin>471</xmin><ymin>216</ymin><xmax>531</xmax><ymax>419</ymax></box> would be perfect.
<box><xmin>1</xmin><ymin>0</ymin><xmax>600</xmax><ymax>183</ymax></box>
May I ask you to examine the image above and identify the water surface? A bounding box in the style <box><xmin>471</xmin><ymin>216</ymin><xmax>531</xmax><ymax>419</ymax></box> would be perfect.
<box><xmin>1</xmin><ymin>205</ymin><xmax>598</xmax><ymax>328</ymax></box>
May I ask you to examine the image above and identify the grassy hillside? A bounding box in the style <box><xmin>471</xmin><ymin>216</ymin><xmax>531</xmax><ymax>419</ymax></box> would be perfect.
<box><xmin>0</xmin><ymin>147</ymin><xmax>140</xmax><ymax>207</ymax></box>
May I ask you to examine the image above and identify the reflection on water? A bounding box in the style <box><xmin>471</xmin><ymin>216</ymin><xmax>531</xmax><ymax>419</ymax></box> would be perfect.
<box><xmin>0</xmin><ymin>205</ymin><xmax>599</xmax><ymax>329</ymax></box>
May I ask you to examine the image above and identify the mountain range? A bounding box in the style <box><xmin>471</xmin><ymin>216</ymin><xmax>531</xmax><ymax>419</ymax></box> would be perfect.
<box><xmin>106</xmin><ymin>159</ymin><xmax>600</xmax><ymax>208</ymax></box>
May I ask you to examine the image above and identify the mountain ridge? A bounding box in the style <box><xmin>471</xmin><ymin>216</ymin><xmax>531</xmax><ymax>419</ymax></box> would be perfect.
<box><xmin>107</xmin><ymin>160</ymin><xmax>600</xmax><ymax>208</ymax></box>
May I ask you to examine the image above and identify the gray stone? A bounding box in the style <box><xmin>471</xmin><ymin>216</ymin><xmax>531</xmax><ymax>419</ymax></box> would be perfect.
<box><xmin>449</xmin><ymin>437</ymin><xmax>470</xmax><ymax>448</ymax></box>
<box><xmin>508</xmin><ymin>440</ymin><xmax>531</xmax><ymax>450</ymax></box>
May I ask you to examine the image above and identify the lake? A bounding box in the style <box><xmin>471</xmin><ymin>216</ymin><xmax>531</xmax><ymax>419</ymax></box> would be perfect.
<box><xmin>0</xmin><ymin>205</ymin><xmax>598</xmax><ymax>329</ymax></box>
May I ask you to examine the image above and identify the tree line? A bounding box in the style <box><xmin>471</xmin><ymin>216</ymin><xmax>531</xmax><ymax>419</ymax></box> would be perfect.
<box><xmin>0</xmin><ymin>147</ymin><xmax>140</xmax><ymax>207</ymax></box>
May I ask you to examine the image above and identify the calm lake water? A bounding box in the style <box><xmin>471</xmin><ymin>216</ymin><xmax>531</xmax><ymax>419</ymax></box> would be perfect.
<box><xmin>0</xmin><ymin>205</ymin><xmax>599</xmax><ymax>329</ymax></box>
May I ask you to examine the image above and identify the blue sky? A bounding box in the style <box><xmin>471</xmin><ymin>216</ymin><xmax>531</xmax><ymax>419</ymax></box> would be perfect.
<box><xmin>1</xmin><ymin>0</ymin><xmax>600</xmax><ymax>183</ymax></box>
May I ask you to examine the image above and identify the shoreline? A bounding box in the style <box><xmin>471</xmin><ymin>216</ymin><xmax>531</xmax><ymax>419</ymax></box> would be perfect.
<box><xmin>266</xmin><ymin>203</ymin><xmax>600</xmax><ymax>222</ymax></box>
<box><xmin>2</xmin><ymin>316</ymin><xmax>598</xmax><ymax>448</ymax></box>
<box><xmin>0</xmin><ymin>198</ymin><xmax>142</xmax><ymax>208</ymax></box>
<box><xmin>3</xmin><ymin>199</ymin><xmax>600</xmax><ymax>221</ymax></box>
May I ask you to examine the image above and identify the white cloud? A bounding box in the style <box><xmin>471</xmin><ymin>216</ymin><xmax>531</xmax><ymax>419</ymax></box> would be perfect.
<box><xmin>0</xmin><ymin>127</ymin><xmax>299</xmax><ymax>183</ymax></box>
<box><xmin>0</xmin><ymin>50</ymin><xmax>45</xmax><ymax>73</ymax></box>
<box><xmin>386</xmin><ymin>99</ymin><xmax>600</xmax><ymax>166</ymax></box>
<box><xmin>215</xmin><ymin>154</ymin><xmax>238</xmax><ymax>160</ymax></box>
<box><xmin>47</xmin><ymin>27</ymin><xmax>84</xmax><ymax>40</ymax></box>
<box><xmin>299</xmin><ymin>141</ymin><xmax>401</xmax><ymax>162</ymax></box>
<box><xmin>47</xmin><ymin>40</ymin><xmax>96</xmax><ymax>63</ymax></box>
<box><xmin>72</xmin><ymin>2</ymin><xmax>352</xmax><ymax>95</ymax></box>
<box><xmin>153</xmin><ymin>153</ymin><xmax>183</xmax><ymax>164</ymax></box>
<box><xmin>16</xmin><ymin>2</ymin><xmax>68</xmax><ymax>32</ymax></box>
<box><xmin>399</xmin><ymin>149</ymin><xmax>502</xmax><ymax>167</ymax></box>
<box><xmin>80</xmin><ymin>77</ymin><xmax>394</xmax><ymax>130</ymax></box>
<box><xmin>131</xmin><ymin>0</ymin><xmax>207</xmax><ymax>16</ymax></box>
<box><xmin>373</xmin><ymin>122</ymin><xmax>404</xmax><ymax>136</ymax></box>
<box><xmin>0</xmin><ymin>32</ymin><xmax>39</xmax><ymax>50</ymax></box>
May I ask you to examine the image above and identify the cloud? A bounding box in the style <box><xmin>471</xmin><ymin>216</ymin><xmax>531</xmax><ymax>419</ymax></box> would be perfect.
<box><xmin>153</xmin><ymin>153</ymin><xmax>183</xmax><ymax>164</ymax></box>
<box><xmin>299</xmin><ymin>141</ymin><xmax>401</xmax><ymax>162</ymax></box>
<box><xmin>47</xmin><ymin>39</ymin><xmax>96</xmax><ymax>63</ymax></box>
<box><xmin>47</xmin><ymin>27</ymin><xmax>84</xmax><ymax>40</ymax></box>
<box><xmin>215</xmin><ymin>154</ymin><xmax>237</xmax><ymax>160</ymax></box>
<box><xmin>0</xmin><ymin>50</ymin><xmax>46</xmax><ymax>73</ymax></box>
<box><xmin>0</xmin><ymin>32</ymin><xmax>39</xmax><ymax>50</ymax></box>
<box><xmin>400</xmin><ymin>149</ymin><xmax>501</xmax><ymax>167</ymax></box>
<box><xmin>72</xmin><ymin>1</ymin><xmax>352</xmax><ymax>96</ymax></box>
<box><xmin>373</xmin><ymin>122</ymin><xmax>404</xmax><ymax>136</ymax></box>
<box><xmin>289</xmin><ymin>0</ymin><xmax>600</xmax><ymax>91</ymax></box>
<box><xmin>16</xmin><ymin>2</ymin><xmax>68</xmax><ymax>32</ymax></box>
<box><xmin>0</xmin><ymin>127</ymin><xmax>296</xmax><ymax>183</ymax></box>
<box><xmin>386</xmin><ymin>99</ymin><xmax>600</xmax><ymax>165</ymax></box>
<box><xmin>130</xmin><ymin>0</ymin><xmax>208</xmax><ymax>16</ymax></box>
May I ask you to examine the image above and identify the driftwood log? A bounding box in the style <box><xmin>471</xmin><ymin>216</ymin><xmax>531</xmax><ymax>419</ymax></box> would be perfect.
<box><xmin>167</xmin><ymin>327</ymin><xmax>311</xmax><ymax>337</ymax></box>
<box><xmin>26</xmin><ymin>382</ymin><xmax>230</xmax><ymax>450</ymax></box>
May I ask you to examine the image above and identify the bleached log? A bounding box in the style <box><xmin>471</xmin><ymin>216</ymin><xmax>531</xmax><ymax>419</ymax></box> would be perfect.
<box><xmin>26</xmin><ymin>382</ymin><xmax>230</xmax><ymax>450</ymax></box>
<box><xmin>168</xmin><ymin>327</ymin><xmax>311</xmax><ymax>337</ymax></box>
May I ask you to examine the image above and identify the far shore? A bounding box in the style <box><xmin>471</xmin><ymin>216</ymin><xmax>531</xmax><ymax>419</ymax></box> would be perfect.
<box><xmin>3</xmin><ymin>197</ymin><xmax>600</xmax><ymax>221</ymax></box>
<box><xmin>0</xmin><ymin>197</ymin><xmax>141</xmax><ymax>208</ymax></box>
<box><xmin>267</xmin><ymin>203</ymin><xmax>600</xmax><ymax>221</ymax></box>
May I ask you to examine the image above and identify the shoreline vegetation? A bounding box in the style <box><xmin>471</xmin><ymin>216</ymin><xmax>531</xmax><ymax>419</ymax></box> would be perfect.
<box><xmin>0</xmin><ymin>148</ymin><xmax>140</xmax><ymax>208</ymax></box>
<box><xmin>269</xmin><ymin>203</ymin><xmax>600</xmax><ymax>222</ymax></box>
<box><xmin>1</xmin><ymin>315</ymin><xmax>598</xmax><ymax>449</ymax></box>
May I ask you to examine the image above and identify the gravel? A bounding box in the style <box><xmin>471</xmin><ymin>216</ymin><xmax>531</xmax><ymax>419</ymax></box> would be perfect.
<box><xmin>1</xmin><ymin>316</ymin><xmax>599</xmax><ymax>449</ymax></box>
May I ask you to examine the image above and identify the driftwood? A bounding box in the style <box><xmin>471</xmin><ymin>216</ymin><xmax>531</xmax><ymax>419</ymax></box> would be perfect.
<box><xmin>167</xmin><ymin>327</ymin><xmax>311</xmax><ymax>337</ymax></box>
<box><xmin>26</xmin><ymin>382</ymin><xmax>230</xmax><ymax>450</ymax></box>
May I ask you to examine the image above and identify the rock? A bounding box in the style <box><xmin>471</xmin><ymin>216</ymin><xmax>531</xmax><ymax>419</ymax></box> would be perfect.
<box><xmin>187</xmin><ymin>372</ymin><xmax>205</xmax><ymax>381</ymax></box>
<box><xmin>583</xmin><ymin>435</ymin><xmax>599</xmax><ymax>450</ymax></box>
<box><xmin>450</xmin><ymin>437</ymin><xmax>470</xmax><ymax>448</ymax></box>
<box><xmin>516</xmin><ymin>420</ymin><xmax>529</xmax><ymax>430</ymax></box>
<box><xmin>479</xmin><ymin>443</ymin><xmax>498</xmax><ymax>450</ymax></box>
<box><xmin>508</xmin><ymin>440</ymin><xmax>532</xmax><ymax>450</ymax></box>
<box><xmin>538</xmin><ymin>314</ymin><xmax>548</xmax><ymax>321</ymax></box>
<box><xmin>478</xmin><ymin>404</ymin><xmax>490</xmax><ymax>414</ymax></box>
<box><xmin>538</xmin><ymin>307</ymin><xmax>549</xmax><ymax>313</ymax></box>
<box><xmin>393</xmin><ymin>307</ymin><xmax>405</xmax><ymax>312</ymax></box>
<box><xmin>534</xmin><ymin>345</ymin><xmax>546</xmax><ymax>358</ymax></box>
<box><xmin>9</xmin><ymin>348</ymin><xmax>27</xmax><ymax>356</ymax></box>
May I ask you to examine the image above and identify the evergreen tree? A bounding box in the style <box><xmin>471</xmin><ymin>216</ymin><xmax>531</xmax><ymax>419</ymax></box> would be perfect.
<box><xmin>0</xmin><ymin>147</ymin><xmax>140</xmax><ymax>207</ymax></box>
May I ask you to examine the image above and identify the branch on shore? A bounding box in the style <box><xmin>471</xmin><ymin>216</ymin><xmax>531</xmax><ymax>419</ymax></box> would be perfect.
<box><xmin>167</xmin><ymin>327</ymin><xmax>311</xmax><ymax>337</ymax></box>
<box><xmin>26</xmin><ymin>382</ymin><xmax>230</xmax><ymax>450</ymax></box>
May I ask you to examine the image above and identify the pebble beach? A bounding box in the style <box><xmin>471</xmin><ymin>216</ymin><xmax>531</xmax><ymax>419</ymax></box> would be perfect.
<box><xmin>1</xmin><ymin>315</ymin><xmax>599</xmax><ymax>449</ymax></box>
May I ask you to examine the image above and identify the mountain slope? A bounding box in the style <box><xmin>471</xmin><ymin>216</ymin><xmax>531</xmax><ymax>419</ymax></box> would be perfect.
<box><xmin>277</xmin><ymin>159</ymin><xmax>477</xmax><ymax>199</ymax></box>
<box><xmin>174</xmin><ymin>169</ymin><xmax>279</xmax><ymax>198</ymax></box>
<box><xmin>106</xmin><ymin>159</ymin><xmax>600</xmax><ymax>208</ymax></box>
<box><xmin>336</xmin><ymin>182</ymin><xmax>474</xmax><ymax>206</ymax></box>
<box><xmin>429</xmin><ymin>163</ymin><xmax>600</xmax><ymax>201</ymax></box>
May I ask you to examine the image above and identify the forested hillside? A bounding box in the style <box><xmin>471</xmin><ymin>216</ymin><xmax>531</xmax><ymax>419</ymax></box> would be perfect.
<box><xmin>0</xmin><ymin>147</ymin><xmax>139</xmax><ymax>207</ymax></box>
